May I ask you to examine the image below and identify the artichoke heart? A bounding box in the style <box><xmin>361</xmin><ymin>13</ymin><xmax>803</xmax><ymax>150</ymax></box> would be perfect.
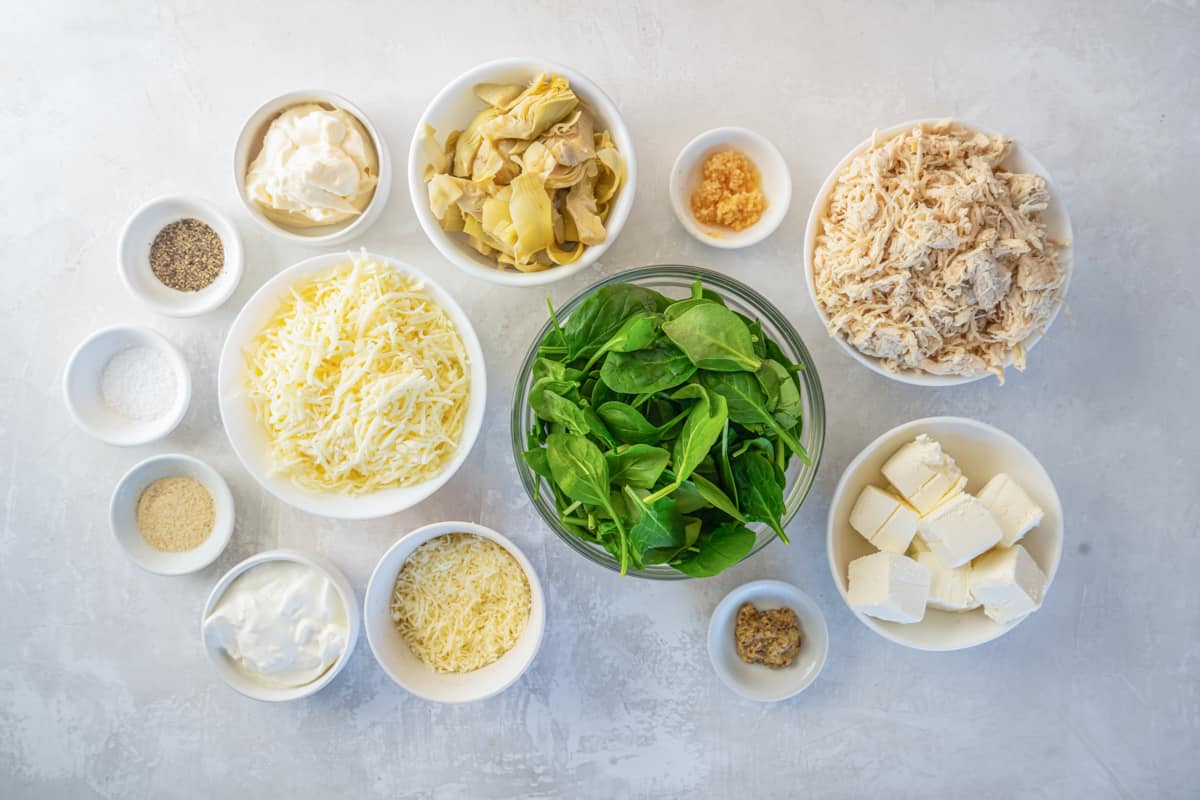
<box><xmin>423</xmin><ymin>72</ymin><xmax>626</xmax><ymax>272</ymax></box>
<box><xmin>483</xmin><ymin>74</ymin><xmax>579</xmax><ymax>142</ymax></box>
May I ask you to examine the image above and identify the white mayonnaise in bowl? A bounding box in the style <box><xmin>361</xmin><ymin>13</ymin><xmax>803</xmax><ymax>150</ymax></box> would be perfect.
<box><xmin>234</xmin><ymin>90</ymin><xmax>391</xmax><ymax>246</ymax></box>
<box><xmin>200</xmin><ymin>549</ymin><xmax>361</xmax><ymax>702</ymax></box>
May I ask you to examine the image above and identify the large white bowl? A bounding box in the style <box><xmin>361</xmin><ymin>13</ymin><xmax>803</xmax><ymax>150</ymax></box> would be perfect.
<box><xmin>408</xmin><ymin>57</ymin><xmax>637</xmax><ymax>287</ymax></box>
<box><xmin>364</xmin><ymin>521</ymin><xmax>546</xmax><ymax>703</ymax></box>
<box><xmin>201</xmin><ymin>549</ymin><xmax>361</xmax><ymax>702</ymax></box>
<box><xmin>217</xmin><ymin>252</ymin><xmax>486</xmax><ymax>519</ymax></box>
<box><xmin>803</xmin><ymin>119</ymin><xmax>1074</xmax><ymax>386</ymax></box>
<box><xmin>827</xmin><ymin>416</ymin><xmax>1063</xmax><ymax>651</ymax></box>
<box><xmin>234</xmin><ymin>90</ymin><xmax>392</xmax><ymax>247</ymax></box>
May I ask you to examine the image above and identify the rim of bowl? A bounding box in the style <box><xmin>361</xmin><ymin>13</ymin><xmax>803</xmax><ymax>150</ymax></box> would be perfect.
<box><xmin>62</xmin><ymin>324</ymin><xmax>192</xmax><ymax>446</ymax></box>
<box><xmin>802</xmin><ymin>118</ymin><xmax>1075</xmax><ymax>387</ymax></box>
<box><xmin>109</xmin><ymin>453</ymin><xmax>235</xmax><ymax>575</ymax></box>
<box><xmin>363</xmin><ymin>520</ymin><xmax>546</xmax><ymax>703</ymax></box>
<box><xmin>511</xmin><ymin>264</ymin><xmax>826</xmax><ymax>580</ymax></box>
<box><xmin>217</xmin><ymin>251</ymin><xmax>486</xmax><ymax>519</ymax></box>
<box><xmin>825</xmin><ymin>415</ymin><xmax>1065</xmax><ymax>651</ymax></box>
<box><xmin>116</xmin><ymin>195</ymin><xmax>245</xmax><ymax>317</ymax></box>
<box><xmin>706</xmin><ymin>579</ymin><xmax>830</xmax><ymax>701</ymax></box>
<box><xmin>407</xmin><ymin>57</ymin><xmax>638</xmax><ymax>287</ymax></box>
<box><xmin>669</xmin><ymin>126</ymin><xmax>792</xmax><ymax>249</ymax></box>
<box><xmin>200</xmin><ymin>548</ymin><xmax>361</xmax><ymax>702</ymax></box>
<box><xmin>233</xmin><ymin>89</ymin><xmax>392</xmax><ymax>246</ymax></box>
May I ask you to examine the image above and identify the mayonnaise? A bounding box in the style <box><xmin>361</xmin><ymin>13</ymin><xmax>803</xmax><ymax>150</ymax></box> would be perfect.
<box><xmin>203</xmin><ymin>560</ymin><xmax>348</xmax><ymax>689</ymax></box>
<box><xmin>245</xmin><ymin>103</ymin><xmax>378</xmax><ymax>228</ymax></box>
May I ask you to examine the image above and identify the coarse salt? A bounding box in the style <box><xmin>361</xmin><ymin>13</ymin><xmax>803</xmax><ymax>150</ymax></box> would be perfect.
<box><xmin>100</xmin><ymin>346</ymin><xmax>177</xmax><ymax>421</ymax></box>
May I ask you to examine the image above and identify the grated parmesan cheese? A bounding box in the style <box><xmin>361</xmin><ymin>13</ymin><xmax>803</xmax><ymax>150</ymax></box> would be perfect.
<box><xmin>245</xmin><ymin>252</ymin><xmax>470</xmax><ymax>494</ymax></box>
<box><xmin>812</xmin><ymin>120</ymin><xmax>1067</xmax><ymax>381</ymax></box>
<box><xmin>390</xmin><ymin>534</ymin><xmax>531</xmax><ymax>674</ymax></box>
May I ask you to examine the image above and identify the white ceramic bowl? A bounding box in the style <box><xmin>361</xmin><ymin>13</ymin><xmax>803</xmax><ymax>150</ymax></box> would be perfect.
<box><xmin>233</xmin><ymin>90</ymin><xmax>392</xmax><ymax>246</ymax></box>
<box><xmin>117</xmin><ymin>196</ymin><xmax>244</xmax><ymax>316</ymax></box>
<box><xmin>669</xmin><ymin>127</ymin><xmax>791</xmax><ymax>249</ymax></box>
<box><xmin>63</xmin><ymin>325</ymin><xmax>192</xmax><ymax>446</ymax></box>
<box><xmin>364</xmin><ymin>521</ymin><xmax>545</xmax><ymax>703</ymax></box>
<box><xmin>408</xmin><ymin>57</ymin><xmax>637</xmax><ymax>286</ymax></box>
<box><xmin>827</xmin><ymin>416</ymin><xmax>1064</xmax><ymax>651</ymax></box>
<box><xmin>803</xmin><ymin>119</ymin><xmax>1074</xmax><ymax>386</ymax></box>
<box><xmin>109</xmin><ymin>453</ymin><xmax>234</xmax><ymax>574</ymax></box>
<box><xmin>218</xmin><ymin>251</ymin><xmax>485</xmax><ymax>519</ymax></box>
<box><xmin>201</xmin><ymin>549</ymin><xmax>361</xmax><ymax>702</ymax></box>
<box><xmin>707</xmin><ymin>580</ymin><xmax>829</xmax><ymax>702</ymax></box>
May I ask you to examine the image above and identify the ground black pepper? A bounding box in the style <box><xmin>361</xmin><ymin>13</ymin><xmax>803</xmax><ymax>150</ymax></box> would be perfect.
<box><xmin>149</xmin><ymin>218</ymin><xmax>224</xmax><ymax>291</ymax></box>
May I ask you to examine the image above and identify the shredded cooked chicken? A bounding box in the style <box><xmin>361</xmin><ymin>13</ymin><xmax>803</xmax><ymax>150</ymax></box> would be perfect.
<box><xmin>812</xmin><ymin>120</ymin><xmax>1067</xmax><ymax>381</ymax></box>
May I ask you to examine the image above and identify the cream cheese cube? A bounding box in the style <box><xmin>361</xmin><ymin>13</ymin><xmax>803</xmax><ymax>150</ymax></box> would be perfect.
<box><xmin>970</xmin><ymin>545</ymin><xmax>1047</xmax><ymax>624</ymax></box>
<box><xmin>915</xmin><ymin>550</ymin><xmax>979</xmax><ymax>611</ymax></box>
<box><xmin>848</xmin><ymin>485</ymin><xmax>919</xmax><ymax>553</ymax></box>
<box><xmin>916</xmin><ymin>493</ymin><xmax>1003</xmax><ymax>568</ymax></box>
<box><xmin>977</xmin><ymin>473</ymin><xmax>1044</xmax><ymax>547</ymax></box>
<box><xmin>847</xmin><ymin>551</ymin><xmax>931</xmax><ymax>624</ymax></box>
<box><xmin>881</xmin><ymin>435</ymin><xmax>968</xmax><ymax>515</ymax></box>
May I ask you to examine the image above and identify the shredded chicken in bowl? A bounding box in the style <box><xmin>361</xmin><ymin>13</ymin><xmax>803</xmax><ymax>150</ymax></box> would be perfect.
<box><xmin>811</xmin><ymin>120</ymin><xmax>1068</xmax><ymax>381</ymax></box>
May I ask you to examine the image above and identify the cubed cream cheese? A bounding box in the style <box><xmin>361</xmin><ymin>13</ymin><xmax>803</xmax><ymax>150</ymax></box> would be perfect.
<box><xmin>977</xmin><ymin>473</ymin><xmax>1044</xmax><ymax>547</ymax></box>
<box><xmin>881</xmin><ymin>435</ymin><xmax>968</xmax><ymax>515</ymax></box>
<box><xmin>915</xmin><ymin>550</ymin><xmax>979</xmax><ymax>611</ymax></box>
<box><xmin>970</xmin><ymin>545</ymin><xmax>1047</xmax><ymax>624</ymax></box>
<box><xmin>848</xmin><ymin>485</ymin><xmax>919</xmax><ymax>553</ymax></box>
<box><xmin>916</xmin><ymin>493</ymin><xmax>1003</xmax><ymax>568</ymax></box>
<box><xmin>847</xmin><ymin>551</ymin><xmax>931</xmax><ymax>624</ymax></box>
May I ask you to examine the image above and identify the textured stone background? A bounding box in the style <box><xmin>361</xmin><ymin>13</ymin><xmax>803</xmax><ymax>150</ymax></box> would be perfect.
<box><xmin>2</xmin><ymin>1</ymin><xmax>1197</xmax><ymax>797</ymax></box>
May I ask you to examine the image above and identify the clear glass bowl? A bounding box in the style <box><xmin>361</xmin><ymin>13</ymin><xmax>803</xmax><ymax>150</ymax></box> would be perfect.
<box><xmin>511</xmin><ymin>265</ymin><xmax>826</xmax><ymax>579</ymax></box>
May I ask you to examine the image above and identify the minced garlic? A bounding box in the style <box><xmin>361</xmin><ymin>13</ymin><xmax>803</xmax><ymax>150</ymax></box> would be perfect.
<box><xmin>690</xmin><ymin>150</ymin><xmax>767</xmax><ymax>232</ymax></box>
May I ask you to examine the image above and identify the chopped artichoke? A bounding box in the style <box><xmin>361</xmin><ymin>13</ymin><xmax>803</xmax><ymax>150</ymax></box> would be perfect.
<box><xmin>423</xmin><ymin>72</ymin><xmax>625</xmax><ymax>272</ymax></box>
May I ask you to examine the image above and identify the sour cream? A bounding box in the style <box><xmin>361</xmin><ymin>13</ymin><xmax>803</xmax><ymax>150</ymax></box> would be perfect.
<box><xmin>203</xmin><ymin>560</ymin><xmax>348</xmax><ymax>689</ymax></box>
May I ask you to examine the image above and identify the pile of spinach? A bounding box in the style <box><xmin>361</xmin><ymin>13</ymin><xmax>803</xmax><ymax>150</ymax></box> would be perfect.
<box><xmin>522</xmin><ymin>280</ymin><xmax>809</xmax><ymax>577</ymax></box>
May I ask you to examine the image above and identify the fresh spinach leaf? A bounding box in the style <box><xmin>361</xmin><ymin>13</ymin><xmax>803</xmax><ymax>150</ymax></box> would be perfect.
<box><xmin>661</xmin><ymin>303</ymin><xmax>762</xmax><ymax>372</ymax></box>
<box><xmin>644</xmin><ymin>386</ymin><xmax>727</xmax><ymax>503</ymax></box>
<box><xmin>733</xmin><ymin>450</ymin><xmax>789</xmax><ymax>544</ymax></box>
<box><xmin>564</xmin><ymin>284</ymin><xmax>660</xmax><ymax>362</ymax></box>
<box><xmin>596</xmin><ymin>401</ymin><xmax>686</xmax><ymax>444</ymax></box>
<box><xmin>546</xmin><ymin>432</ymin><xmax>631</xmax><ymax>573</ymax></box>
<box><xmin>624</xmin><ymin>489</ymin><xmax>687</xmax><ymax>565</ymax></box>
<box><xmin>530</xmin><ymin>382</ymin><xmax>588</xmax><ymax>435</ymax></box>
<box><xmin>606</xmin><ymin>444</ymin><xmax>670</xmax><ymax>489</ymax></box>
<box><xmin>698</xmin><ymin>371</ymin><xmax>809</xmax><ymax>464</ymax></box>
<box><xmin>672</xmin><ymin>523</ymin><xmax>755</xmax><ymax>578</ymax></box>
<box><xmin>689</xmin><ymin>472</ymin><xmax>747</xmax><ymax>523</ymax></box>
<box><xmin>599</xmin><ymin>340</ymin><xmax>696</xmax><ymax>394</ymax></box>
<box><xmin>582</xmin><ymin>312</ymin><xmax>661</xmax><ymax>371</ymax></box>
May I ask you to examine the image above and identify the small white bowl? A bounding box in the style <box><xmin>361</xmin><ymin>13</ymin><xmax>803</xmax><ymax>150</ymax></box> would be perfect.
<box><xmin>669</xmin><ymin>127</ymin><xmax>791</xmax><ymax>249</ymax></box>
<box><xmin>201</xmin><ymin>549</ymin><xmax>361</xmax><ymax>702</ymax></box>
<box><xmin>803</xmin><ymin>119</ymin><xmax>1074</xmax><ymax>387</ymax></box>
<box><xmin>117</xmin><ymin>196</ymin><xmax>244</xmax><ymax>317</ymax></box>
<box><xmin>218</xmin><ymin>251</ymin><xmax>486</xmax><ymax>519</ymax></box>
<box><xmin>63</xmin><ymin>325</ymin><xmax>192</xmax><ymax>446</ymax></box>
<box><xmin>109</xmin><ymin>453</ymin><xmax>234</xmax><ymax>575</ymax></box>
<box><xmin>707</xmin><ymin>580</ymin><xmax>829</xmax><ymax>702</ymax></box>
<box><xmin>364</xmin><ymin>521</ymin><xmax>545</xmax><ymax>703</ymax></box>
<box><xmin>408</xmin><ymin>57</ymin><xmax>637</xmax><ymax>286</ymax></box>
<box><xmin>234</xmin><ymin>90</ymin><xmax>392</xmax><ymax>246</ymax></box>
<box><xmin>827</xmin><ymin>416</ymin><xmax>1064</xmax><ymax>651</ymax></box>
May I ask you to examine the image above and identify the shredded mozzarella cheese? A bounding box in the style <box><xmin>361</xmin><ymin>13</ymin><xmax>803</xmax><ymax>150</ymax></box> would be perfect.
<box><xmin>390</xmin><ymin>534</ymin><xmax>532</xmax><ymax>674</ymax></box>
<box><xmin>245</xmin><ymin>253</ymin><xmax>470</xmax><ymax>494</ymax></box>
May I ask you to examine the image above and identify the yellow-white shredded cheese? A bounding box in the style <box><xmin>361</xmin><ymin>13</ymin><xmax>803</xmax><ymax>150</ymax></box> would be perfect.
<box><xmin>245</xmin><ymin>253</ymin><xmax>470</xmax><ymax>494</ymax></box>
<box><xmin>390</xmin><ymin>534</ymin><xmax>532</xmax><ymax>674</ymax></box>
